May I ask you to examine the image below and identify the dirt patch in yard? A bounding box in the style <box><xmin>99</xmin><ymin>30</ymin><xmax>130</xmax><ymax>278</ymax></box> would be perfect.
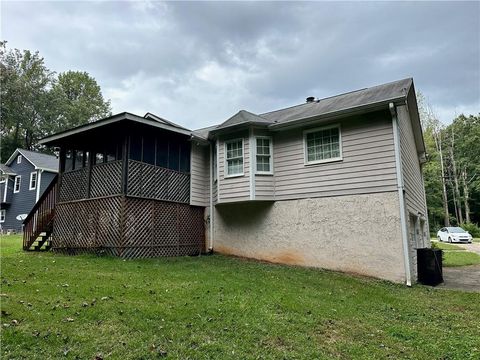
<box><xmin>435</xmin><ymin>264</ymin><xmax>480</xmax><ymax>292</ymax></box>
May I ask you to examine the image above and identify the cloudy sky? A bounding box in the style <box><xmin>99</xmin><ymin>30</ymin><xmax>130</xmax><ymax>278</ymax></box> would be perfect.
<box><xmin>2</xmin><ymin>1</ymin><xmax>479</xmax><ymax>129</ymax></box>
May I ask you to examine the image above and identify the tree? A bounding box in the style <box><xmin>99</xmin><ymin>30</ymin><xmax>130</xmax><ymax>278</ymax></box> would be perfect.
<box><xmin>48</xmin><ymin>71</ymin><xmax>111</xmax><ymax>133</ymax></box>
<box><xmin>0</xmin><ymin>41</ymin><xmax>55</xmax><ymax>158</ymax></box>
<box><xmin>446</xmin><ymin>114</ymin><xmax>480</xmax><ymax>224</ymax></box>
<box><xmin>0</xmin><ymin>42</ymin><xmax>112</xmax><ymax>162</ymax></box>
<box><xmin>417</xmin><ymin>92</ymin><xmax>450</xmax><ymax>227</ymax></box>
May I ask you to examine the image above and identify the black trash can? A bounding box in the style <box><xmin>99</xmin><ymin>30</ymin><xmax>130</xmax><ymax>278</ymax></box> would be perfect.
<box><xmin>417</xmin><ymin>248</ymin><xmax>443</xmax><ymax>286</ymax></box>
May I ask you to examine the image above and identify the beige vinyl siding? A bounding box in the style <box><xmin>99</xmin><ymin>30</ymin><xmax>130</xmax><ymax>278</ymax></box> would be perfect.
<box><xmin>218</xmin><ymin>131</ymin><xmax>250</xmax><ymax>203</ymax></box>
<box><xmin>396</xmin><ymin>101</ymin><xmax>428</xmax><ymax>281</ymax></box>
<box><xmin>255</xmin><ymin>175</ymin><xmax>274</xmax><ymax>200</ymax></box>
<box><xmin>190</xmin><ymin>143</ymin><xmax>210</xmax><ymax>207</ymax></box>
<box><xmin>213</xmin><ymin>181</ymin><xmax>218</xmax><ymax>205</ymax></box>
<box><xmin>213</xmin><ymin>142</ymin><xmax>219</xmax><ymax>205</ymax></box>
<box><xmin>397</xmin><ymin>105</ymin><xmax>427</xmax><ymax>216</ymax></box>
<box><xmin>274</xmin><ymin>111</ymin><xmax>398</xmax><ymax>200</ymax></box>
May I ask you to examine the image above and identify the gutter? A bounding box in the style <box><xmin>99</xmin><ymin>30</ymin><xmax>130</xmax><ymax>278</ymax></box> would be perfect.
<box><xmin>390</xmin><ymin>102</ymin><xmax>412</xmax><ymax>287</ymax></box>
<box><xmin>209</xmin><ymin>121</ymin><xmax>270</xmax><ymax>138</ymax></box>
<box><xmin>35</xmin><ymin>167</ymin><xmax>58</xmax><ymax>173</ymax></box>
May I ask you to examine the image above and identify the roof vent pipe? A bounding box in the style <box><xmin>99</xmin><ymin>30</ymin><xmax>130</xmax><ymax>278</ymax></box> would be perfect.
<box><xmin>306</xmin><ymin>96</ymin><xmax>315</xmax><ymax>103</ymax></box>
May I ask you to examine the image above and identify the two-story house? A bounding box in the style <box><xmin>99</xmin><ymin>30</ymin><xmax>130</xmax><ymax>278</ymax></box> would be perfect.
<box><xmin>0</xmin><ymin>149</ymin><xmax>59</xmax><ymax>232</ymax></box>
<box><xmin>31</xmin><ymin>78</ymin><xmax>428</xmax><ymax>284</ymax></box>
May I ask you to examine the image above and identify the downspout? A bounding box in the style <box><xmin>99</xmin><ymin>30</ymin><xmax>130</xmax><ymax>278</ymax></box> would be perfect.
<box><xmin>3</xmin><ymin>177</ymin><xmax>8</xmax><ymax>203</ymax></box>
<box><xmin>35</xmin><ymin>170</ymin><xmax>43</xmax><ymax>202</ymax></box>
<box><xmin>390</xmin><ymin>102</ymin><xmax>412</xmax><ymax>286</ymax></box>
<box><xmin>249</xmin><ymin>127</ymin><xmax>255</xmax><ymax>200</ymax></box>
<box><xmin>209</xmin><ymin>142</ymin><xmax>214</xmax><ymax>252</ymax></box>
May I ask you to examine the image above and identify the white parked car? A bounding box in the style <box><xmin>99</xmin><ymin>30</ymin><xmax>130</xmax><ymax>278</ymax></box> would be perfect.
<box><xmin>437</xmin><ymin>227</ymin><xmax>473</xmax><ymax>243</ymax></box>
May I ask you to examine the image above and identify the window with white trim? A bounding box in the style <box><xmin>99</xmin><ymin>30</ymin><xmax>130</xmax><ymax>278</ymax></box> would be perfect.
<box><xmin>17</xmin><ymin>155</ymin><xmax>22</xmax><ymax>164</ymax></box>
<box><xmin>14</xmin><ymin>176</ymin><xmax>21</xmax><ymax>193</ymax></box>
<box><xmin>29</xmin><ymin>172</ymin><xmax>37</xmax><ymax>190</ymax></box>
<box><xmin>225</xmin><ymin>139</ymin><xmax>244</xmax><ymax>177</ymax></box>
<box><xmin>0</xmin><ymin>210</ymin><xmax>5</xmax><ymax>223</ymax></box>
<box><xmin>304</xmin><ymin>125</ymin><xmax>342</xmax><ymax>164</ymax></box>
<box><xmin>255</xmin><ymin>137</ymin><xmax>273</xmax><ymax>174</ymax></box>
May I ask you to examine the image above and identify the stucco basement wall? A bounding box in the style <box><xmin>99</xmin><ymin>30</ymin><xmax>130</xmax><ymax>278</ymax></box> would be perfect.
<box><xmin>214</xmin><ymin>192</ymin><xmax>407</xmax><ymax>283</ymax></box>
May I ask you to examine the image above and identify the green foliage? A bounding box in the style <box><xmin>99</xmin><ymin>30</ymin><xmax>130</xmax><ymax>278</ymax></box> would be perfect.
<box><xmin>462</xmin><ymin>223</ymin><xmax>480</xmax><ymax>238</ymax></box>
<box><xmin>1</xmin><ymin>235</ymin><xmax>480</xmax><ymax>359</ymax></box>
<box><xmin>0</xmin><ymin>42</ymin><xmax>111</xmax><ymax>162</ymax></box>
<box><xmin>417</xmin><ymin>92</ymin><xmax>480</xmax><ymax>231</ymax></box>
<box><xmin>47</xmin><ymin>71</ymin><xmax>111</xmax><ymax>133</ymax></box>
<box><xmin>0</xmin><ymin>41</ymin><xmax>55</xmax><ymax>158</ymax></box>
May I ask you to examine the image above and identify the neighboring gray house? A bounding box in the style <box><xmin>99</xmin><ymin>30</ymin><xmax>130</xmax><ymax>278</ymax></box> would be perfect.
<box><xmin>190</xmin><ymin>78</ymin><xmax>429</xmax><ymax>285</ymax></box>
<box><xmin>0</xmin><ymin>149</ymin><xmax>58</xmax><ymax>232</ymax></box>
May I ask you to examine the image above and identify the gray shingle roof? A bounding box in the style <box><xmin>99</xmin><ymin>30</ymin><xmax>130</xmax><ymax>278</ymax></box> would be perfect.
<box><xmin>192</xmin><ymin>124</ymin><xmax>219</xmax><ymax>140</ymax></box>
<box><xmin>144</xmin><ymin>113</ymin><xmax>191</xmax><ymax>131</ymax></box>
<box><xmin>261</xmin><ymin>78</ymin><xmax>412</xmax><ymax>125</ymax></box>
<box><xmin>194</xmin><ymin>78</ymin><xmax>413</xmax><ymax>136</ymax></box>
<box><xmin>214</xmin><ymin>110</ymin><xmax>271</xmax><ymax>132</ymax></box>
<box><xmin>11</xmin><ymin>149</ymin><xmax>59</xmax><ymax>172</ymax></box>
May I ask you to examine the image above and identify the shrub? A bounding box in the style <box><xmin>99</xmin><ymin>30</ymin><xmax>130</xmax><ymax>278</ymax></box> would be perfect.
<box><xmin>462</xmin><ymin>222</ymin><xmax>480</xmax><ymax>238</ymax></box>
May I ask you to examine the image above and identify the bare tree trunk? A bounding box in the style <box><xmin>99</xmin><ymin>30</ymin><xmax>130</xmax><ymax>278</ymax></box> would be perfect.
<box><xmin>450</xmin><ymin>177</ymin><xmax>459</xmax><ymax>224</ymax></box>
<box><xmin>462</xmin><ymin>168</ymin><xmax>471</xmax><ymax>224</ymax></box>
<box><xmin>450</xmin><ymin>130</ymin><xmax>463</xmax><ymax>224</ymax></box>
<box><xmin>435</xmin><ymin>132</ymin><xmax>450</xmax><ymax>226</ymax></box>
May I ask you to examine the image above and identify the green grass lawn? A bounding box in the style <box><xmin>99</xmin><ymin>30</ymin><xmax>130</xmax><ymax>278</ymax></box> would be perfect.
<box><xmin>1</xmin><ymin>235</ymin><xmax>479</xmax><ymax>359</ymax></box>
<box><xmin>431</xmin><ymin>240</ymin><xmax>480</xmax><ymax>267</ymax></box>
<box><xmin>432</xmin><ymin>241</ymin><xmax>466</xmax><ymax>251</ymax></box>
<box><xmin>443</xmin><ymin>251</ymin><xmax>480</xmax><ymax>267</ymax></box>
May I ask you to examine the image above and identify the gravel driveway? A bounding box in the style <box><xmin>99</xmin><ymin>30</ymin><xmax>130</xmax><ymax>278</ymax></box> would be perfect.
<box><xmin>436</xmin><ymin>264</ymin><xmax>480</xmax><ymax>292</ymax></box>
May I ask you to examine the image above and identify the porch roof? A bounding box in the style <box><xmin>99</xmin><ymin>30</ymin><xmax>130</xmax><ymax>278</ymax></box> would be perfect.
<box><xmin>39</xmin><ymin>112</ymin><xmax>194</xmax><ymax>146</ymax></box>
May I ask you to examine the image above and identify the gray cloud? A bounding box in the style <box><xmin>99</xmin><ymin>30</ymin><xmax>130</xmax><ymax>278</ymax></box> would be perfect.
<box><xmin>2</xmin><ymin>1</ymin><xmax>479</xmax><ymax>128</ymax></box>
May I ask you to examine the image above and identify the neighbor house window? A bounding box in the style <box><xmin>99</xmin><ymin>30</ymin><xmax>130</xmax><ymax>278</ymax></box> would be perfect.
<box><xmin>0</xmin><ymin>210</ymin><xmax>5</xmax><ymax>223</ymax></box>
<box><xmin>29</xmin><ymin>172</ymin><xmax>37</xmax><ymax>190</ymax></box>
<box><xmin>255</xmin><ymin>137</ymin><xmax>273</xmax><ymax>174</ymax></box>
<box><xmin>14</xmin><ymin>176</ymin><xmax>21</xmax><ymax>193</ymax></box>
<box><xmin>225</xmin><ymin>139</ymin><xmax>244</xmax><ymax>177</ymax></box>
<box><xmin>304</xmin><ymin>125</ymin><xmax>342</xmax><ymax>164</ymax></box>
<box><xmin>17</xmin><ymin>155</ymin><xmax>22</xmax><ymax>164</ymax></box>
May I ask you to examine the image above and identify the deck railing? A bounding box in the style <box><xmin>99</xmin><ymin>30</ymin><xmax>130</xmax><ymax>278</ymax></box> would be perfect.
<box><xmin>23</xmin><ymin>174</ymin><xmax>58</xmax><ymax>250</ymax></box>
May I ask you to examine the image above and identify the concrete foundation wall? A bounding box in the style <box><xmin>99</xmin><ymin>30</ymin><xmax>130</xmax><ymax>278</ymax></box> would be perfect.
<box><xmin>214</xmin><ymin>192</ymin><xmax>407</xmax><ymax>283</ymax></box>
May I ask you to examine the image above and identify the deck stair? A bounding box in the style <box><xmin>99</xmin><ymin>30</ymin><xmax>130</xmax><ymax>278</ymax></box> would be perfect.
<box><xmin>23</xmin><ymin>175</ymin><xmax>58</xmax><ymax>251</ymax></box>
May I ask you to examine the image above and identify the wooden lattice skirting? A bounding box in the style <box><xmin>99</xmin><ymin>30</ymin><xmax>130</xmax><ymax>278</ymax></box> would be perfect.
<box><xmin>52</xmin><ymin>196</ymin><xmax>205</xmax><ymax>258</ymax></box>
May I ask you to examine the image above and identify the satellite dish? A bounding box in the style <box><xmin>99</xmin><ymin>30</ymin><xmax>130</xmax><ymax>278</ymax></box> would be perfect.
<box><xmin>16</xmin><ymin>214</ymin><xmax>27</xmax><ymax>221</ymax></box>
